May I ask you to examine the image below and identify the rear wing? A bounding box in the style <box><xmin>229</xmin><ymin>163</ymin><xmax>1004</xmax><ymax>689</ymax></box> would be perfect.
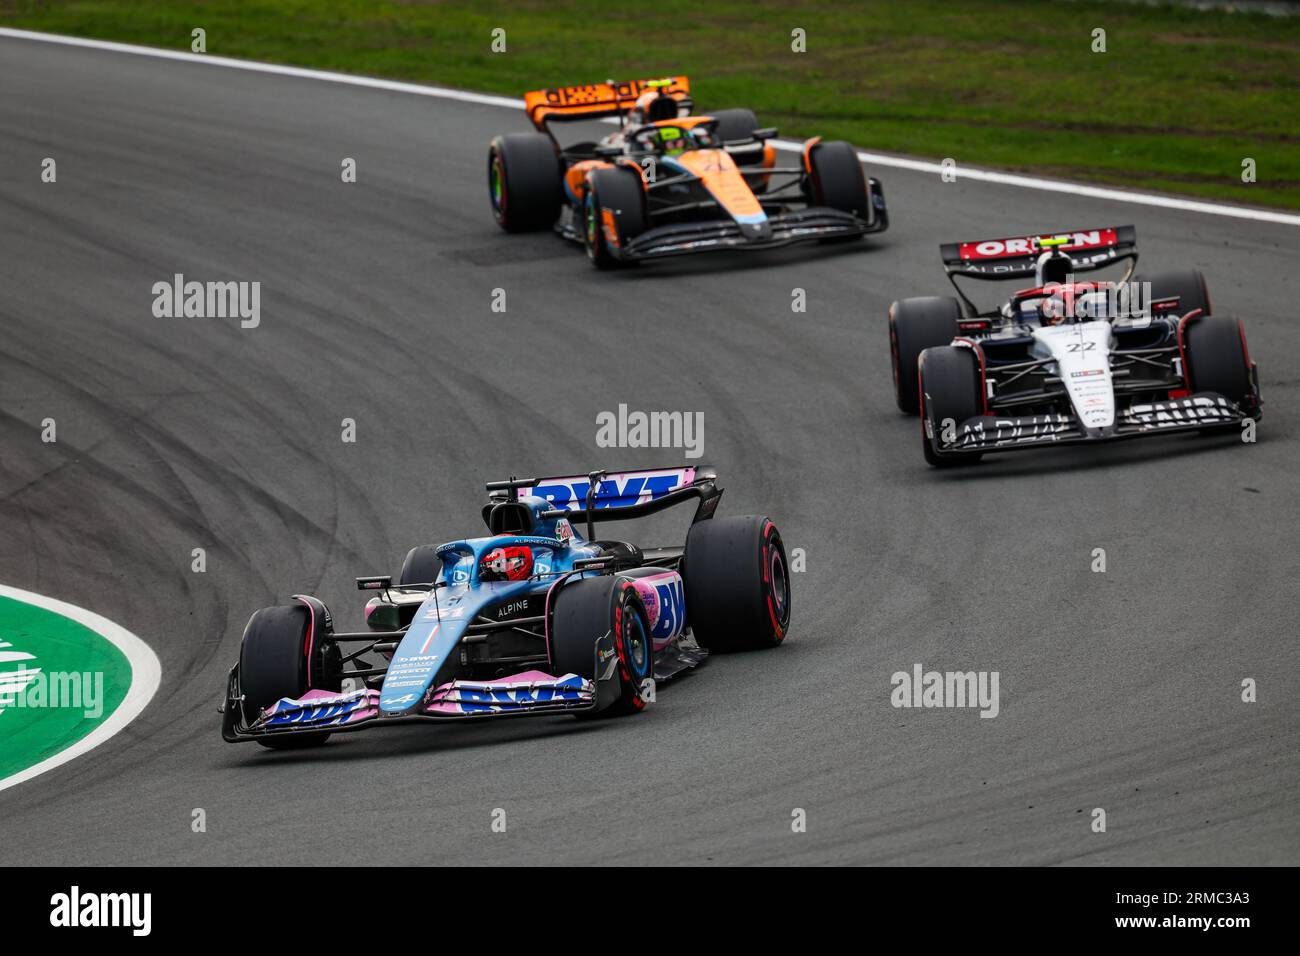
<box><xmin>941</xmin><ymin>226</ymin><xmax>1138</xmax><ymax>314</ymax></box>
<box><xmin>485</xmin><ymin>466</ymin><xmax>721</xmax><ymax>540</ymax></box>
<box><xmin>941</xmin><ymin>226</ymin><xmax>1137</xmax><ymax>279</ymax></box>
<box><xmin>523</xmin><ymin>76</ymin><xmax>691</xmax><ymax>130</ymax></box>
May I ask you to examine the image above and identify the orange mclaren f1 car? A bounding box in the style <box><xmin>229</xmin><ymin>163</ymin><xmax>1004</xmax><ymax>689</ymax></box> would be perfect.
<box><xmin>487</xmin><ymin>76</ymin><xmax>888</xmax><ymax>268</ymax></box>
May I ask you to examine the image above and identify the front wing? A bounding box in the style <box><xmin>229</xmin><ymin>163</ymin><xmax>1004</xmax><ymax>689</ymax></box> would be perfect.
<box><xmin>221</xmin><ymin>668</ymin><xmax>597</xmax><ymax>743</ymax></box>
<box><xmin>930</xmin><ymin>392</ymin><xmax>1258</xmax><ymax>456</ymax></box>
<box><xmin>616</xmin><ymin>208</ymin><xmax>874</xmax><ymax>261</ymax></box>
<box><xmin>614</xmin><ymin>178</ymin><xmax>887</xmax><ymax>261</ymax></box>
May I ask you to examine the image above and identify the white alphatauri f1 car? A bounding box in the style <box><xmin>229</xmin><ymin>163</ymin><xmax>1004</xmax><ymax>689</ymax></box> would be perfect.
<box><xmin>887</xmin><ymin>225</ymin><xmax>1262</xmax><ymax>466</ymax></box>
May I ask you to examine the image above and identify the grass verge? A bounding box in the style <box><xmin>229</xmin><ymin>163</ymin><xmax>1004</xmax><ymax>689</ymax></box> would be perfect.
<box><xmin>3</xmin><ymin>0</ymin><xmax>1298</xmax><ymax>208</ymax></box>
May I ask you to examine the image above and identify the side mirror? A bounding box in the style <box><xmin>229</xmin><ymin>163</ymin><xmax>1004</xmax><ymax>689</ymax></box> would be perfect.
<box><xmin>364</xmin><ymin>597</ymin><xmax>402</xmax><ymax>632</ymax></box>
<box><xmin>751</xmin><ymin>127</ymin><xmax>779</xmax><ymax>140</ymax></box>
<box><xmin>356</xmin><ymin>575</ymin><xmax>392</xmax><ymax>591</ymax></box>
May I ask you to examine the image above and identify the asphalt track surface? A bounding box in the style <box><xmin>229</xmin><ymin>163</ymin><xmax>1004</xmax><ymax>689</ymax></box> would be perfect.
<box><xmin>1</xmin><ymin>36</ymin><xmax>1298</xmax><ymax>866</ymax></box>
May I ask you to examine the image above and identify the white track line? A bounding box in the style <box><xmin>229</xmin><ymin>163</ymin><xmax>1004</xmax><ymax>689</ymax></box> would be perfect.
<box><xmin>0</xmin><ymin>584</ymin><xmax>162</xmax><ymax>794</ymax></box>
<box><xmin>1</xmin><ymin>25</ymin><xmax>1297</xmax><ymax>228</ymax></box>
<box><xmin>0</xmin><ymin>27</ymin><xmax>521</xmax><ymax>106</ymax></box>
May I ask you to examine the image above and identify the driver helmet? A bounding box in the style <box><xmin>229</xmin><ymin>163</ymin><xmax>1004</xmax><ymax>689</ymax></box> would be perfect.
<box><xmin>1074</xmin><ymin>288</ymin><xmax>1113</xmax><ymax>321</ymax></box>
<box><xmin>479</xmin><ymin>545</ymin><xmax>533</xmax><ymax>582</ymax></box>
<box><xmin>657</xmin><ymin>126</ymin><xmax>689</xmax><ymax>156</ymax></box>
<box><xmin>1039</xmin><ymin>292</ymin><xmax>1072</xmax><ymax>326</ymax></box>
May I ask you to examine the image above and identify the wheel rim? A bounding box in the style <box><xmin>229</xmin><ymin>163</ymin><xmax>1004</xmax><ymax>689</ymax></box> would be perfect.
<box><xmin>768</xmin><ymin>545</ymin><xmax>790</xmax><ymax>626</ymax></box>
<box><xmin>920</xmin><ymin>385</ymin><xmax>937</xmax><ymax>454</ymax></box>
<box><xmin>585</xmin><ymin>192</ymin><xmax>599</xmax><ymax>256</ymax></box>
<box><xmin>489</xmin><ymin>153</ymin><xmax>506</xmax><ymax>220</ymax></box>
<box><xmin>889</xmin><ymin>322</ymin><xmax>901</xmax><ymax>395</ymax></box>
<box><xmin>622</xmin><ymin>609</ymin><xmax>649</xmax><ymax>680</ymax></box>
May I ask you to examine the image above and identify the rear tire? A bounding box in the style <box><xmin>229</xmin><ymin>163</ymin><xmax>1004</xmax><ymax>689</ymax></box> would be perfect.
<box><xmin>918</xmin><ymin>346</ymin><xmax>983</xmax><ymax>468</ymax></box>
<box><xmin>488</xmin><ymin>133</ymin><xmax>562</xmax><ymax>232</ymax></box>
<box><xmin>1133</xmin><ymin>268</ymin><xmax>1211</xmax><ymax>318</ymax></box>
<box><xmin>1184</xmin><ymin>315</ymin><xmax>1251</xmax><ymax>406</ymax></box>
<box><xmin>397</xmin><ymin>545</ymin><xmax>440</xmax><ymax>588</ymax></box>
<box><xmin>711</xmin><ymin>108</ymin><xmax>759</xmax><ymax>143</ymax></box>
<box><xmin>683</xmin><ymin>516</ymin><xmax>790</xmax><ymax>652</ymax></box>
<box><xmin>807</xmin><ymin>140</ymin><xmax>870</xmax><ymax>221</ymax></box>
<box><xmin>890</xmin><ymin>297</ymin><xmax>961</xmax><ymax>414</ymax></box>
<box><xmin>239</xmin><ymin>604</ymin><xmax>339</xmax><ymax>749</ymax></box>
<box><xmin>550</xmin><ymin>576</ymin><xmax>652</xmax><ymax>716</ymax></box>
<box><xmin>713</xmin><ymin>109</ymin><xmax>767</xmax><ymax>190</ymax></box>
<box><xmin>584</xmin><ymin>166</ymin><xmax>646</xmax><ymax>270</ymax></box>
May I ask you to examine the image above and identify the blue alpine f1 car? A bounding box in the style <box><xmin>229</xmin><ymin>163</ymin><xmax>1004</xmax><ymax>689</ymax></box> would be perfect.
<box><xmin>221</xmin><ymin>466</ymin><xmax>791</xmax><ymax>748</ymax></box>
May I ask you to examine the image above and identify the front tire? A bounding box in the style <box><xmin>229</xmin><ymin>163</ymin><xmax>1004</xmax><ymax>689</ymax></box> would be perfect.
<box><xmin>1184</xmin><ymin>315</ymin><xmax>1253</xmax><ymax>407</ymax></box>
<box><xmin>550</xmin><ymin>576</ymin><xmax>653</xmax><ymax>716</ymax></box>
<box><xmin>683</xmin><ymin>516</ymin><xmax>790</xmax><ymax>652</ymax></box>
<box><xmin>397</xmin><ymin>545</ymin><xmax>440</xmax><ymax>588</ymax></box>
<box><xmin>488</xmin><ymin>133</ymin><xmax>562</xmax><ymax>232</ymax></box>
<box><xmin>239</xmin><ymin>603</ymin><xmax>340</xmax><ymax>749</ymax></box>
<box><xmin>807</xmin><ymin>140</ymin><xmax>871</xmax><ymax>221</ymax></box>
<box><xmin>584</xmin><ymin>166</ymin><xmax>646</xmax><ymax>270</ymax></box>
<box><xmin>918</xmin><ymin>346</ymin><xmax>983</xmax><ymax>468</ymax></box>
<box><xmin>890</xmin><ymin>297</ymin><xmax>961</xmax><ymax>414</ymax></box>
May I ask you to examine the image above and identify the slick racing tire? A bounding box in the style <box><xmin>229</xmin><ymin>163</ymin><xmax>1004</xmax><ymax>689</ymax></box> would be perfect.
<box><xmin>712</xmin><ymin>108</ymin><xmax>768</xmax><ymax>191</ymax></box>
<box><xmin>711</xmin><ymin>108</ymin><xmax>760</xmax><ymax>143</ymax></box>
<box><xmin>584</xmin><ymin>166</ymin><xmax>646</xmax><ymax>270</ymax></box>
<box><xmin>1184</xmin><ymin>315</ymin><xmax>1253</xmax><ymax>409</ymax></box>
<box><xmin>397</xmin><ymin>544</ymin><xmax>441</xmax><ymax>588</ymax></box>
<box><xmin>918</xmin><ymin>346</ymin><xmax>984</xmax><ymax>468</ymax></box>
<box><xmin>239</xmin><ymin>603</ymin><xmax>341</xmax><ymax>750</ymax></box>
<box><xmin>807</xmin><ymin>140</ymin><xmax>871</xmax><ymax>222</ymax></box>
<box><xmin>683</xmin><ymin>515</ymin><xmax>790</xmax><ymax>652</ymax></box>
<box><xmin>890</xmin><ymin>296</ymin><xmax>961</xmax><ymax>414</ymax></box>
<box><xmin>550</xmin><ymin>576</ymin><xmax>653</xmax><ymax>717</ymax></box>
<box><xmin>488</xmin><ymin>133</ymin><xmax>562</xmax><ymax>232</ymax></box>
<box><xmin>1133</xmin><ymin>268</ymin><xmax>1211</xmax><ymax>318</ymax></box>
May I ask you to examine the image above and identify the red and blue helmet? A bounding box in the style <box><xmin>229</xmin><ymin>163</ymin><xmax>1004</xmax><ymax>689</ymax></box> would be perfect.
<box><xmin>479</xmin><ymin>545</ymin><xmax>533</xmax><ymax>582</ymax></box>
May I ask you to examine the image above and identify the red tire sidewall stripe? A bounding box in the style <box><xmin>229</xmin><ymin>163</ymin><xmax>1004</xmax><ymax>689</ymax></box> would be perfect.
<box><xmin>613</xmin><ymin>583</ymin><xmax>645</xmax><ymax>709</ymax></box>
<box><xmin>296</xmin><ymin>597</ymin><xmax>316</xmax><ymax>691</ymax></box>
<box><xmin>761</xmin><ymin>521</ymin><xmax>786</xmax><ymax>642</ymax></box>
<box><xmin>1237</xmin><ymin>319</ymin><xmax>1254</xmax><ymax>373</ymax></box>
<box><xmin>953</xmin><ymin>338</ymin><xmax>989</xmax><ymax>415</ymax></box>
<box><xmin>1176</xmin><ymin>308</ymin><xmax>1203</xmax><ymax>389</ymax></box>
